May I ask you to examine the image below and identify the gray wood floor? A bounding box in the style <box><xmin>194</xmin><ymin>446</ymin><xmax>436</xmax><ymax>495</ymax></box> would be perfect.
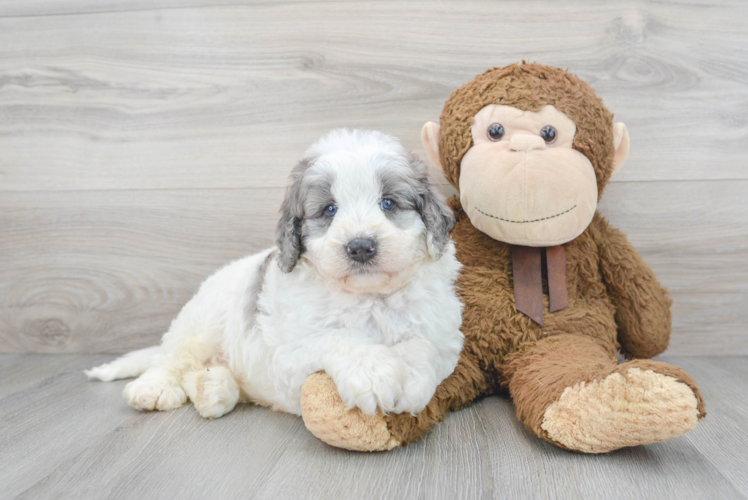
<box><xmin>0</xmin><ymin>354</ymin><xmax>745</xmax><ymax>500</ymax></box>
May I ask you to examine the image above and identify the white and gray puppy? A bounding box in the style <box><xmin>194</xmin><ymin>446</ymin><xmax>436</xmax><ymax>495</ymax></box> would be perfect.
<box><xmin>86</xmin><ymin>129</ymin><xmax>463</xmax><ymax>419</ymax></box>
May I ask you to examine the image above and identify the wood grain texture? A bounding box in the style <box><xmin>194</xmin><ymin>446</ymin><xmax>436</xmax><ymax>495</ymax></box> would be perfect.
<box><xmin>0</xmin><ymin>353</ymin><xmax>112</xmax><ymax>399</ymax></box>
<box><xmin>0</xmin><ymin>0</ymin><xmax>258</xmax><ymax>18</ymax></box>
<box><xmin>0</xmin><ymin>0</ymin><xmax>747</xmax><ymax>192</ymax></box>
<box><xmin>0</xmin><ymin>188</ymin><xmax>283</xmax><ymax>353</ymax></box>
<box><xmin>0</xmin><ymin>354</ymin><xmax>745</xmax><ymax>500</ymax></box>
<box><xmin>1</xmin><ymin>181</ymin><xmax>745</xmax><ymax>354</ymax></box>
<box><xmin>0</xmin><ymin>0</ymin><xmax>352</xmax><ymax>18</ymax></box>
<box><xmin>598</xmin><ymin>180</ymin><xmax>748</xmax><ymax>356</ymax></box>
<box><xmin>0</xmin><ymin>0</ymin><xmax>746</xmax><ymax>355</ymax></box>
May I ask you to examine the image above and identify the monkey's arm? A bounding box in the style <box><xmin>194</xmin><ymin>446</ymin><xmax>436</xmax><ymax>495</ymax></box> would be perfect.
<box><xmin>594</xmin><ymin>214</ymin><xmax>672</xmax><ymax>359</ymax></box>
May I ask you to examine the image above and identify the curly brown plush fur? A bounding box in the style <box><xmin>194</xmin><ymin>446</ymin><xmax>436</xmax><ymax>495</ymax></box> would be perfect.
<box><xmin>438</xmin><ymin>63</ymin><xmax>615</xmax><ymax>197</ymax></box>
<box><xmin>384</xmin><ymin>202</ymin><xmax>704</xmax><ymax>450</ymax></box>
<box><xmin>301</xmin><ymin>63</ymin><xmax>705</xmax><ymax>453</ymax></box>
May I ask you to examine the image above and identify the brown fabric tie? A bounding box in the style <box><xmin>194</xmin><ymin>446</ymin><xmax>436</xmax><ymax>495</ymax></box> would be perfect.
<box><xmin>511</xmin><ymin>245</ymin><xmax>569</xmax><ymax>326</ymax></box>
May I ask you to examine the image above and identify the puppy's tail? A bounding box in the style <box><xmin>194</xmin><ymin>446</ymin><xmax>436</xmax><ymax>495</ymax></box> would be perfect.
<box><xmin>84</xmin><ymin>346</ymin><xmax>161</xmax><ymax>382</ymax></box>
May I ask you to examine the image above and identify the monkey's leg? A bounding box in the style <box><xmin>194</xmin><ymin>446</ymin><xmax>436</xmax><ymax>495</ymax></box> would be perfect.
<box><xmin>504</xmin><ymin>334</ymin><xmax>704</xmax><ymax>453</ymax></box>
<box><xmin>301</xmin><ymin>351</ymin><xmax>487</xmax><ymax>451</ymax></box>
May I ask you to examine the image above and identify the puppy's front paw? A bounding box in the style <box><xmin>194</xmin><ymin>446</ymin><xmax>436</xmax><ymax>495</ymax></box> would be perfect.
<box><xmin>123</xmin><ymin>376</ymin><xmax>186</xmax><ymax>411</ymax></box>
<box><xmin>334</xmin><ymin>370</ymin><xmax>402</xmax><ymax>415</ymax></box>
<box><xmin>182</xmin><ymin>366</ymin><xmax>240</xmax><ymax>419</ymax></box>
<box><xmin>393</xmin><ymin>371</ymin><xmax>437</xmax><ymax>415</ymax></box>
<box><xmin>331</xmin><ymin>348</ymin><xmax>406</xmax><ymax>415</ymax></box>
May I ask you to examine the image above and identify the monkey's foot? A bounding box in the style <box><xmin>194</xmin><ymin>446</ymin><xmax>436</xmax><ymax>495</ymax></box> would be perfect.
<box><xmin>301</xmin><ymin>372</ymin><xmax>401</xmax><ymax>451</ymax></box>
<box><xmin>541</xmin><ymin>364</ymin><xmax>701</xmax><ymax>453</ymax></box>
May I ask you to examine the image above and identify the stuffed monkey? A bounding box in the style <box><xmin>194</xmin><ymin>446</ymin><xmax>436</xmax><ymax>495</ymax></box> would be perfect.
<box><xmin>300</xmin><ymin>63</ymin><xmax>705</xmax><ymax>453</ymax></box>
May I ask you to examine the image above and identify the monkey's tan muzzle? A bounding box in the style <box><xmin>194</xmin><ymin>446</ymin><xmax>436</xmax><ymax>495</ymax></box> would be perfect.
<box><xmin>458</xmin><ymin>143</ymin><xmax>598</xmax><ymax>247</ymax></box>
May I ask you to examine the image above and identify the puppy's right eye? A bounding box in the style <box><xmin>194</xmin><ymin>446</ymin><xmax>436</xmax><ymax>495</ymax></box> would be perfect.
<box><xmin>324</xmin><ymin>204</ymin><xmax>337</xmax><ymax>217</ymax></box>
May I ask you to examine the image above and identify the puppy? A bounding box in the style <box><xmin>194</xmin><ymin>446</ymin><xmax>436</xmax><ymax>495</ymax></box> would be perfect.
<box><xmin>86</xmin><ymin>129</ymin><xmax>463</xmax><ymax>420</ymax></box>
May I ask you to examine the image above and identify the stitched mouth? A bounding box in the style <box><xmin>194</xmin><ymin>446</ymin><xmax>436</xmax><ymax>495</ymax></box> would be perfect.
<box><xmin>475</xmin><ymin>205</ymin><xmax>577</xmax><ymax>224</ymax></box>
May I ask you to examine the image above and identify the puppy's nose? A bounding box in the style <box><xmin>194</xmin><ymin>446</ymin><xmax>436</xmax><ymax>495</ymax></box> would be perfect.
<box><xmin>346</xmin><ymin>238</ymin><xmax>377</xmax><ymax>263</ymax></box>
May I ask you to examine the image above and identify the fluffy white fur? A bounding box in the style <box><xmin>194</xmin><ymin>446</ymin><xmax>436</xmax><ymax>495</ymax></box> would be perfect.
<box><xmin>86</xmin><ymin>129</ymin><xmax>463</xmax><ymax>419</ymax></box>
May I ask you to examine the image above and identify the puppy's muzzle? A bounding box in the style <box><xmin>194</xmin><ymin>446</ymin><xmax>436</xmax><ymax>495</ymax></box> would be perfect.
<box><xmin>346</xmin><ymin>238</ymin><xmax>377</xmax><ymax>263</ymax></box>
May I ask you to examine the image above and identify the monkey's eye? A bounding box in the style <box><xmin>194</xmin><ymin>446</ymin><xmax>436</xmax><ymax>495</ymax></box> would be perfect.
<box><xmin>380</xmin><ymin>198</ymin><xmax>395</xmax><ymax>211</ymax></box>
<box><xmin>324</xmin><ymin>204</ymin><xmax>338</xmax><ymax>217</ymax></box>
<box><xmin>487</xmin><ymin>123</ymin><xmax>505</xmax><ymax>141</ymax></box>
<box><xmin>540</xmin><ymin>125</ymin><xmax>557</xmax><ymax>144</ymax></box>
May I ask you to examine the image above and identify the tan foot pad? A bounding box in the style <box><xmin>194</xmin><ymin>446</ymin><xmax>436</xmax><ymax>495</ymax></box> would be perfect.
<box><xmin>542</xmin><ymin>367</ymin><xmax>700</xmax><ymax>453</ymax></box>
<box><xmin>301</xmin><ymin>372</ymin><xmax>401</xmax><ymax>452</ymax></box>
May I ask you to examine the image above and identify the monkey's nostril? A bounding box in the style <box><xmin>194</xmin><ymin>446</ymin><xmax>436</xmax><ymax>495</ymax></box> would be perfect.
<box><xmin>346</xmin><ymin>238</ymin><xmax>377</xmax><ymax>263</ymax></box>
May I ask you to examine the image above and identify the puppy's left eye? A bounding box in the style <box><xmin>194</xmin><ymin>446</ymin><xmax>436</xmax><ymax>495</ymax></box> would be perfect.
<box><xmin>324</xmin><ymin>204</ymin><xmax>338</xmax><ymax>217</ymax></box>
<box><xmin>380</xmin><ymin>199</ymin><xmax>395</xmax><ymax>211</ymax></box>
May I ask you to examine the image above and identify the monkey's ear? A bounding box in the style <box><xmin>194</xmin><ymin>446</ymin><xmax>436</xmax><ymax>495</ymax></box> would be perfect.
<box><xmin>421</xmin><ymin>122</ymin><xmax>443</xmax><ymax>171</ymax></box>
<box><xmin>611</xmin><ymin>122</ymin><xmax>630</xmax><ymax>176</ymax></box>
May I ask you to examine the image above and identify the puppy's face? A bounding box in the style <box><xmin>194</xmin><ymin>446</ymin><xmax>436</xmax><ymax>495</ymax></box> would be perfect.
<box><xmin>276</xmin><ymin>129</ymin><xmax>455</xmax><ymax>294</ymax></box>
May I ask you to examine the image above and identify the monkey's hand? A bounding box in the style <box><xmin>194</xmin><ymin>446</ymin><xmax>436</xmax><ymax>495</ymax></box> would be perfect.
<box><xmin>594</xmin><ymin>214</ymin><xmax>672</xmax><ymax>359</ymax></box>
<box><xmin>301</xmin><ymin>372</ymin><xmax>401</xmax><ymax>451</ymax></box>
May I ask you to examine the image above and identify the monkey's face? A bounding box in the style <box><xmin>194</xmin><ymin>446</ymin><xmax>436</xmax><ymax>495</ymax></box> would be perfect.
<box><xmin>458</xmin><ymin>104</ymin><xmax>598</xmax><ymax>247</ymax></box>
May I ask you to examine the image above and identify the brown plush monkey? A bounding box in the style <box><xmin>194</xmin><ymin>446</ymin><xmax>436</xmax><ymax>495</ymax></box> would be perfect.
<box><xmin>300</xmin><ymin>63</ymin><xmax>705</xmax><ymax>453</ymax></box>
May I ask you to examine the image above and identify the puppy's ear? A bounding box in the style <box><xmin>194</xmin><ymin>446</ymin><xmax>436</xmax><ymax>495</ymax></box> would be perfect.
<box><xmin>276</xmin><ymin>159</ymin><xmax>310</xmax><ymax>273</ymax></box>
<box><xmin>410</xmin><ymin>154</ymin><xmax>456</xmax><ymax>260</ymax></box>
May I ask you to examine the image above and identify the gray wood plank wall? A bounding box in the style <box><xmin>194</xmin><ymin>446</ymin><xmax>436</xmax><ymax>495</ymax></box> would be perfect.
<box><xmin>1</xmin><ymin>0</ymin><xmax>746</xmax><ymax>355</ymax></box>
